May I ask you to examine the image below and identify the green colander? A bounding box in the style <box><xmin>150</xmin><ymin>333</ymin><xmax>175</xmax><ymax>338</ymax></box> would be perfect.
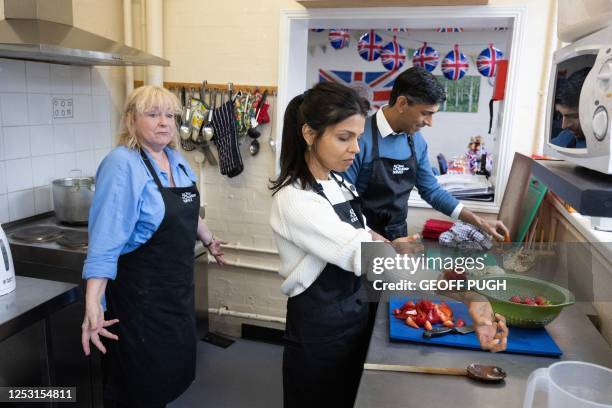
<box><xmin>475</xmin><ymin>274</ymin><xmax>575</xmax><ymax>328</ymax></box>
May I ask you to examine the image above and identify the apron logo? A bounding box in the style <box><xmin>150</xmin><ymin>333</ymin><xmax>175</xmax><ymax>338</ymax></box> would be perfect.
<box><xmin>349</xmin><ymin>208</ymin><xmax>359</xmax><ymax>223</ymax></box>
<box><xmin>392</xmin><ymin>164</ymin><xmax>410</xmax><ymax>175</ymax></box>
<box><xmin>181</xmin><ymin>192</ymin><xmax>197</xmax><ymax>203</ymax></box>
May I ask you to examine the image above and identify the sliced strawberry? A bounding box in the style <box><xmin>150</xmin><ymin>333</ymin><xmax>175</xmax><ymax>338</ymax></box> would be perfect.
<box><xmin>456</xmin><ymin>319</ymin><xmax>465</xmax><ymax>328</ymax></box>
<box><xmin>406</xmin><ymin>316</ymin><xmax>419</xmax><ymax>329</ymax></box>
<box><xmin>401</xmin><ymin>301</ymin><xmax>416</xmax><ymax>311</ymax></box>
<box><xmin>509</xmin><ymin>295</ymin><xmax>522</xmax><ymax>304</ymax></box>
<box><xmin>443</xmin><ymin>320</ymin><xmax>454</xmax><ymax>328</ymax></box>
<box><xmin>523</xmin><ymin>296</ymin><xmax>535</xmax><ymax>305</ymax></box>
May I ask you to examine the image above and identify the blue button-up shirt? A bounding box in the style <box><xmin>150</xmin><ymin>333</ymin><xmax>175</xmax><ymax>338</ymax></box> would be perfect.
<box><xmin>343</xmin><ymin>110</ymin><xmax>462</xmax><ymax>218</ymax></box>
<box><xmin>83</xmin><ymin>145</ymin><xmax>197</xmax><ymax>280</ymax></box>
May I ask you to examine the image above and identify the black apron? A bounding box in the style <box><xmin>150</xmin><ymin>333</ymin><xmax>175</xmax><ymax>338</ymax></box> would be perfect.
<box><xmin>360</xmin><ymin>114</ymin><xmax>418</xmax><ymax>241</ymax></box>
<box><xmin>102</xmin><ymin>149</ymin><xmax>200</xmax><ymax>407</ymax></box>
<box><xmin>283</xmin><ymin>174</ymin><xmax>370</xmax><ymax>408</ymax></box>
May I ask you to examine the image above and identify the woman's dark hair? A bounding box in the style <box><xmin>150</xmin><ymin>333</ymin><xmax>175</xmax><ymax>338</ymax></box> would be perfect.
<box><xmin>270</xmin><ymin>81</ymin><xmax>369</xmax><ymax>195</ymax></box>
<box><xmin>389</xmin><ymin>66</ymin><xmax>446</xmax><ymax>106</ymax></box>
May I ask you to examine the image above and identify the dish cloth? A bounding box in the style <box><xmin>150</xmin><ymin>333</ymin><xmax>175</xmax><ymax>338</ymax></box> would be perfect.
<box><xmin>439</xmin><ymin>221</ymin><xmax>492</xmax><ymax>251</ymax></box>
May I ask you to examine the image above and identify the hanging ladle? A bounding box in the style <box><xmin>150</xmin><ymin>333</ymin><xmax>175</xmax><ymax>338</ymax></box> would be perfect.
<box><xmin>364</xmin><ymin>363</ymin><xmax>506</xmax><ymax>383</ymax></box>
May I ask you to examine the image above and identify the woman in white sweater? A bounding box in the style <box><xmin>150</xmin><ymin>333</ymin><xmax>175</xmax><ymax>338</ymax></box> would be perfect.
<box><xmin>270</xmin><ymin>82</ymin><xmax>507</xmax><ymax>408</ymax></box>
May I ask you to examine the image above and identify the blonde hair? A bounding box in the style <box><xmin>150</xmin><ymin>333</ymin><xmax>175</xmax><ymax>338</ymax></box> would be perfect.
<box><xmin>117</xmin><ymin>85</ymin><xmax>182</xmax><ymax>150</ymax></box>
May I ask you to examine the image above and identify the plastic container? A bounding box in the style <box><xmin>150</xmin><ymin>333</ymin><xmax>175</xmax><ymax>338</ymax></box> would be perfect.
<box><xmin>523</xmin><ymin>361</ymin><xmax>612</xmax><ymax>407</ymax></box>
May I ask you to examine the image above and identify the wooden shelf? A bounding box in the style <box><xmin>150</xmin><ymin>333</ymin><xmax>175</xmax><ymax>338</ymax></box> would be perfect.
<box><xmin>297</xmin><ymin>0</ymin><xmax>488</xmax><ymax>7</ymax></box>
<box><xmin>134</xmin><ymin>80</ymin><xmax>277</xmax><ymax>95</ymax></box>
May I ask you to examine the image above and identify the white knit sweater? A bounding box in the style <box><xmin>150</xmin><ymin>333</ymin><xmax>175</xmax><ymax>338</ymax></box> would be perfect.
<box><xmin>270</xmin><ymin>178</ymin><xmax>373</xmax><ymax>297</ymax></box>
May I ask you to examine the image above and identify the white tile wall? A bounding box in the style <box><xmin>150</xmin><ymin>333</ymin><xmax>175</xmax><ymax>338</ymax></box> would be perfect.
<box><xmin>0</xmin><ymin>161</ymin><xmax>6</xmax><ymax>194</ymax></box>
<box><xmin>0</xmin><ymin>194</ymin><xmax>8</xmax><ymax>224</ymax></box>
<box><xmin>0</xmin><ymin>58</ymin><xmax>112</xmax><ymax>223</ymax></box>
<box><xmin>0</xmin><ymin>60</ymin><xmax>26</xmax><ymax>93</ymax></box>
<box><xmin>30</xmin><ymin>125</ymin><xmax>54</xmax><ymax>157</ymax></box>
<box><xmin>2</xmin><ymin>126</ymin><xmax>30</xmax><ymax>159</ymax></box>
<box><xmin>25</xmin><ymin>62</ymin><xmax>51</xmax><ymax>94</ymax></box>
<box><xmin>8</xmin><ymin>190</ymin><xmax>35</xmax><ymax>220</ymax></box>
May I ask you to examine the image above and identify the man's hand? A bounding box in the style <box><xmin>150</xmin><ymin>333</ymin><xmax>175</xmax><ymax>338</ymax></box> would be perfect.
<box><xmin>468</xmin><ymin>301</ymin><xmax>508</xmax><ymax>353</ymax></box>
<box><xmin>459</xmin><ymin>208</ymin><xmax>509</xmax><ymax>241</ymax></box>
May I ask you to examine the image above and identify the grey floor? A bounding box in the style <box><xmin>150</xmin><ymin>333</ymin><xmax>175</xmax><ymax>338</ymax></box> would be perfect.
<box><xmin>169</xmin><ymin>337</ymin><xmax>284</xmax><ymax>408</ymax></box>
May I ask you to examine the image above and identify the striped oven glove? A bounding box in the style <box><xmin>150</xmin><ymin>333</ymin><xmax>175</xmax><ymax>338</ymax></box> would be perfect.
<box><xmin>212</xmin><ymin>99</ymin><xmax>244</xmax><ymax>177</ymax></box>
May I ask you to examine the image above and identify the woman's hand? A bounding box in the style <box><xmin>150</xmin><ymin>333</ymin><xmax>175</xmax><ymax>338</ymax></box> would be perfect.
<box><xmin>468</xmin><ymin>300</ymin><xmax>508</xmax><ymax>353</ymax></box>
<box><xmin>368</xmin><ymin>230</ymin><xmax>390</xmax><ymax>242</ymax></box>
<box><xmin>206</xmin><ymin>237</ymin><xmax>227</xmax><ymax>265</ymax></box>
<box><xmin>81</xmin><ymin>300</ymin><xmax>119</xmax><ymax>356</ymax></box>
<box><xmin>391</xmin><ymin>234</ymin><xmax>424</xmax><ymax>255</ymax></box>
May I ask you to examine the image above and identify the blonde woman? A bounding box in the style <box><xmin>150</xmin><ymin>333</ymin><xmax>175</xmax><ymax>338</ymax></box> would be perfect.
<box><xmin>81</xmin><ymin>86</ymin><xmax>225</xmax><ymax>408</ymax></box>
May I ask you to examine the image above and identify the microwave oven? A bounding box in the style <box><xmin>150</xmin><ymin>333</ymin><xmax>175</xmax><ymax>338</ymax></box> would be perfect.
<box><xmin>543</xmin><ymin>25</ymin><xmax>612</xmax><ymax>174</ymax></box>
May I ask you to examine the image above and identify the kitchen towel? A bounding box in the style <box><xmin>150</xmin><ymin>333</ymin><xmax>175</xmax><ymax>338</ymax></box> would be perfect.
<box><xmin>212</xmin><ymin>99</ymin><xmax>244</xmax><ymax>178</ymax></box>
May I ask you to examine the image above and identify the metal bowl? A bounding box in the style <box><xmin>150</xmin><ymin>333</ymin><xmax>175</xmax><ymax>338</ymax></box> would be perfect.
<box><xmin>475</xmin><ymin>274</ymin><xmax>575</xmax><ymax>328</ymax></box>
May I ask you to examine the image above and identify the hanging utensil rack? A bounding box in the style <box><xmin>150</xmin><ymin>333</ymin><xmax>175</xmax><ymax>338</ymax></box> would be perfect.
<box><xmin>134</xmin><ymin>80</ymin><xmax>277</xmax><ymax>95</ymax></box>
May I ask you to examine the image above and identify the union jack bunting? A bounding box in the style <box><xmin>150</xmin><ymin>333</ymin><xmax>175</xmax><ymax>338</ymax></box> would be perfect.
<box><xmin>476</xmin><ymin>44</ymin><xmax>504</xmax><ymax>77</ymax></box>
<box><xmin>386</xmin><ymin>28</ymin><xmax>408</xmax><ymax>32</ymax></box>
<box><xmin>318</xmin><ymin>69</ymin><xmax>402</xmax><ymax>111</ymax></box>
<box><xmin>412</xmin><ymin>42</ymin><xmax>439</xmax><ymax>72</ymax></box>
<box><xmin>494</xmin><ymin>27</ymin><xmax>508</xmax><ymax>31</ymax></box>
<box><xmin>310</xmin><ymin>28</ymin><xmax>325</xmax><ymax>32</ymax></box>
<box><xmin>358</xmin><ymin>30</ymin><xmax>383</xmax><ymax>61</ymax></box>
<box><xmin>436</xmin><ymin>27</ymin><xmax>464</xmax><ymax>32</ymax></box>
<box><xmin>441</xmin><ymin>44</ymin><xmax>469</xmax><ymax>80</ymax></box>
<box><xmin>380</xmin><ymin>36</ymin><xmax>406</xmax><ymax>71</ymax></box>
<box><xmin>329</xmin><ymin>29</ymin><xmax>350</xmax><ymax>50</ymax></box>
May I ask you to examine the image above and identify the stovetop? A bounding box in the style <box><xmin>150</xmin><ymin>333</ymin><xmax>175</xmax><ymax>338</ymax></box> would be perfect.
<box><xmin>4</xmin><ymin>212</ymin><xmax>89</xmax><ymax>253</ymax></box>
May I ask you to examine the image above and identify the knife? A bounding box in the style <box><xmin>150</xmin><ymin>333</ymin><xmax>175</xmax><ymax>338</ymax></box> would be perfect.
<box><xmin>423</xmin><ymin>325</ymin><xmax>474</xmax><ymax>339</ymax></box>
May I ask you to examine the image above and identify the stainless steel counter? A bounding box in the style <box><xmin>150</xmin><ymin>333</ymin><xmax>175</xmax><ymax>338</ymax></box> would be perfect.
<box><xmin>0</xmin><ymin>276</ymin><xmax>80</xmax><ymax>341</ymax></box>
<box><xmin>355</xmin><ymin>293</ymin><xmax>612</xmax><ymax>408</ymax></box>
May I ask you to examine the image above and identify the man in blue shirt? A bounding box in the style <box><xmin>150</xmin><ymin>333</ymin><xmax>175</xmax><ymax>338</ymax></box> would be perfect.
<box><xmin>551</xmin><ymin>68</ymin><xmax>589</xmax><ymax>149</ymax></box>
<box><xmin>343</xmin><ymin>67</ymin><xmax>508</xmax><ymax>242</ymax></box>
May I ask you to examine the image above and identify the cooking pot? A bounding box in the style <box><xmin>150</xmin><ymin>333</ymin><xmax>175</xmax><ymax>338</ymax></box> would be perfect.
<box><xmin>52</xmin><ymin>172</ymin><xmax>95</xmax><ymax>224</ymax></box>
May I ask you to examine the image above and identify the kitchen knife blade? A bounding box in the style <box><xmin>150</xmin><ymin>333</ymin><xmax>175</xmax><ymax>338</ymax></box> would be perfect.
<box><xmin>423</xmin><ymin>325</ymin><xmax>475</xmax><ymax>339</ymax></box>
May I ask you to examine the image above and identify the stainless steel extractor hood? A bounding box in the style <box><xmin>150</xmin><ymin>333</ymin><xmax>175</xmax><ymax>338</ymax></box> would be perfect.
<box><xmin>0</xmin><ymin>0</ymin><xmax>169</xmax><ymax>66</ymax></box>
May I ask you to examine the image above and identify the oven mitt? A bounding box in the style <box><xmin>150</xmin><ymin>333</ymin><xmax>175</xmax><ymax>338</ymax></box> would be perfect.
<box><xmin>212</xmin><ymin>99</ymin><xmax>244</xmax><ymax>178</ymax></box>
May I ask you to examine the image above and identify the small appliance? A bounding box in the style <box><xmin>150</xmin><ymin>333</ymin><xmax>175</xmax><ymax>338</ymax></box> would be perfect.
<box><xmin>0</xmin><ymin>224</ymin><xmax>16</xmax><ymax>296</ymax></box>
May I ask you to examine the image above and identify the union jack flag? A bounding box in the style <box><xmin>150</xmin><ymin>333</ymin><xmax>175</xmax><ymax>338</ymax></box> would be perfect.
<box><xmin>442</xmin><ymin>44</ymin><xmax>469</xmax><ymax>80</ymax></box>
<box><xmin>318</xmin><ymin>69</ymin><xmax>401</xmax><ymax>111</ymax></box>
<box><xmin>436</xmin><ymin>27</ymin><xmax>464</xmax><ymax>32</ymax></box>
<box><xmin>412</xmin><ymin>42</ymin><xmax>439</xmax><ymax>72</ymax></box>
<box><xmin>381</xmin><ymin>37</ymin><xmax>406</xmax><ymax>71</ymax></box>
<box><xmin>476</xmin><ymin>44</ymin><xmax>504</xmax><ymax>77</ymax></box>
<box><xmin>358</xmin><ymin>30</ymin><xmax>382</xmax><ymax>61</ymax></box>
<box><xmin>329</xmin><ymin>29</ymin><xmax>350</xmax><ymax>50</ymax></box>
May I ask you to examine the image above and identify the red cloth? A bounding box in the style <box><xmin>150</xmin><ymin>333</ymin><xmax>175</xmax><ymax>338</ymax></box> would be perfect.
<box><xmin>422</xmin><ymin>219</ymin><xmax>454</xmax><ymax>240</ymax></box>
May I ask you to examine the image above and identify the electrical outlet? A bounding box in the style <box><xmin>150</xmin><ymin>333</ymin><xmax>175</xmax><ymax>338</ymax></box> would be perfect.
<box><xmin>52</xmin><ymin>98</ymin><xmax>74</xmax><ymax>119</ymax></box>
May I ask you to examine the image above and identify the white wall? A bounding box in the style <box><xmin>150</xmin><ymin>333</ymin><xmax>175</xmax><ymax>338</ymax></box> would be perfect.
<box><xmin>0</xmin><ymin>60</ymin><xmax>113</xmax><ymax>223</ymax></box>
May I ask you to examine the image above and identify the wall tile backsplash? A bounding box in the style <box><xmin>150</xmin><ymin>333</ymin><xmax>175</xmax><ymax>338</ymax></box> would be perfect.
<box><xmin>0</xmin><ymin>59</ymin><xmax>113</xmax><ymax>223</ymax></box>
